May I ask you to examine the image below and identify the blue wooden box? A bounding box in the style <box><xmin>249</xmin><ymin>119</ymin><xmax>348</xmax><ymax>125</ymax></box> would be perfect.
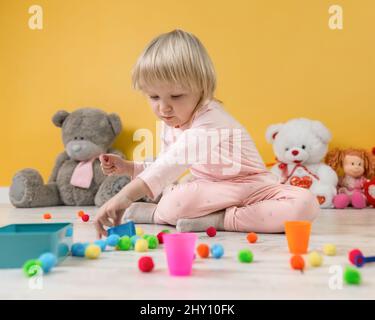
<box><xmin>107</xmin><ymin>221</ymin><xmax>136</xmax><ymax>237</ymax></box>
<box><xmin>0</xmin><ymin>223</ymin><xmax>73</xmax><ymax>268</ymax></box>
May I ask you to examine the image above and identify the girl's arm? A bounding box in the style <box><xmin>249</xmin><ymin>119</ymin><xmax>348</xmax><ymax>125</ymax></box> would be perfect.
<box><xmin>94</xmin><ymin>177</ymin><xmax>152</xmax><ymax>238</ymax></box>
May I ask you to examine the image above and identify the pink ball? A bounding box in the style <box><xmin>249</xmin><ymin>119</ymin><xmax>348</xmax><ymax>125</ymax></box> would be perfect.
<box><xmin>349</xmin><ymin>249</ymin><xmax>362</xmax><ymax>265</ymax></box>
<box><xmin>138</xmin><ymin>256</ymin><xmax>154</xmax><ymax>272</ymax></box>
<box><xmin>206</xmin><ymin>226</ymin><xmax>217</xmax><ymax>237</ymax></box>
<box><xmin>81</xmin><ymin>214</ymin><xmax>90</xmax><ymax>222</ymax></box>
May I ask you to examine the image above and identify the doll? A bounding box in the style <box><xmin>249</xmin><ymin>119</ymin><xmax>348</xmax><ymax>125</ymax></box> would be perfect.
<box><xmin>325</xmin><ymin>148</ymin><xmax>375</xmax><ymax>209</ymax></box>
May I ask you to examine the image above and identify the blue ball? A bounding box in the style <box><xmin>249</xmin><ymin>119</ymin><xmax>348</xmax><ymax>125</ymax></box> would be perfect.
<box><xmin>71</xmin><ymin>243</ymin><xmax>87</xmax><ymax>257</ymax></box>
<box><xmin>130</xmin><ymin>235</ymin><xmax>141</xmax><ymax>248</ymax></box>
<box><xmin>106</xmin><ymin>234</ymin><xmax>120</xmax><ymax>247</ymax></box>
<box><xmin>211</xmin><ymin>244</ymin><xmax>224</xmax><ymax>259</ymax></box>
<box><xmin>38</xmin><ymin>252</ymin><xmax>57</xmax><ymax>273</ymax></box>
<box><xmin>94</xmin><ymin>240</ymin><xmax>106</xmax><ymax>252</ymax></box>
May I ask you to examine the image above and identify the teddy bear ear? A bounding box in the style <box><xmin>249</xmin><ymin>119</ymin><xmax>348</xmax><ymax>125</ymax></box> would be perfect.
<box><xmin>52</xmin><ymin>110</ymin><xmax>70</xmax><ymax>127</ymax></box>
<box><xmin>108</xmin><ymin>113</ymin><xmax>122</xmax><ymax>136</ymax></box>
<box><xmin>265</xmin><ymin>123</ymin><xmax>283</xmax><ymax>144</ymax></box>
<box><xmin>311</xmin><ymin>120</ymin><xmax>332</xmax><ymax>144</ymax></box>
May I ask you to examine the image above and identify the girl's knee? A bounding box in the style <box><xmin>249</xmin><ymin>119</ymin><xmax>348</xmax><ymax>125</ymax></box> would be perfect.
<box><xmin>293</xmin><ymin>188</ymin><xmax>320</xmax><ymax>221</ymax></box>
<box><xmin>154</xmin><ymin>190</ymin><xmax>192</xmax><ymax>225</ymax></box>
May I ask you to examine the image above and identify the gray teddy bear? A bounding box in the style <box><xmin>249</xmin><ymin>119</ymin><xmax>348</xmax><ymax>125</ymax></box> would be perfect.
<box><xmin>9</xmin><ymin>108</ymin><xmax>135</xmax><ymax>208</ymax></box>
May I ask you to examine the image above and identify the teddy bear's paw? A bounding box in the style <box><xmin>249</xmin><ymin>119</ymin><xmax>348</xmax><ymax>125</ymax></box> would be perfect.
<box><xmin>94</xmin><ymin>175</ymin><xmax>130</xmax><ymax>207</ymax></box>
<box><xmin>9</xmin><ymin>169</ymin><xmax>44</xmax><ymax>207</ymax></box>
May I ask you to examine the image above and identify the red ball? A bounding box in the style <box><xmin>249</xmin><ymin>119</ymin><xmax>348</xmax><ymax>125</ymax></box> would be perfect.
<box><xmin>138</xmin><ymin>256</ymin><xmax>154</xmax><ymax>272</ymax></box>
<box><xmin>206</xmin><ymin>226</ymin><xmax>216</xmax><ymax>237</ymax></box>
<box><xmin>81</xmin><ymin>214</ymin><xmax>90</xmax><ymax>222</ymax></box>
<box><xmin>290</xmin><ymin>255</ymin><xmax>305</xmax><ymax>271</ymax></box>
<box><xmin>157</xmin><ymin>232</ymin><xmax>165</xmax><ymax>244</ymax></box>
<box><xmin>349</xmin><ymin>249</ymin><xmax>362</xmax><ymax>264</ymax></box>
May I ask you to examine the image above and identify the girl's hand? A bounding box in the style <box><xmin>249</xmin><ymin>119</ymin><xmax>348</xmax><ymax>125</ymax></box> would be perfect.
<box><xmin>99</xmin><ymin>153</ymin><xmax>127</xmax><ymax>176</ymax></box>
<box><xmin>94</xmin><ymin>194</ymin><xmax>133</xmax><ymax>238</ymax></box>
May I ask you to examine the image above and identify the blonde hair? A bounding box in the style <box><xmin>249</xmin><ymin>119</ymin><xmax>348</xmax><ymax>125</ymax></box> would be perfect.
<box><xmin>132</xmin><ymin>29</ymin><xmax>217</xmax><ymax>104</ymax></box>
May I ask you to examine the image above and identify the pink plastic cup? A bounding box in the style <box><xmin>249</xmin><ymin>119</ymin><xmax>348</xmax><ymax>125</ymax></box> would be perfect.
<box><xmin>163</xmin><ymin>232</ymin><xmax>197</xmax><ymax>276</ymax></box>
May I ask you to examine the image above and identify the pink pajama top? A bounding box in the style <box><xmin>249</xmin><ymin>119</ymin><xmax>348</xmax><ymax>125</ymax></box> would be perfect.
<box><xmin>132</xmin><ymin>99</ymin><xmax>277</xmax><ymax>200</ymax></box>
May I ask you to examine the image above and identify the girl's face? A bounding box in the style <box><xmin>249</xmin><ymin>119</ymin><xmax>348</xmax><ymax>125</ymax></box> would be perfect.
<box><xmin>343</xmin><ymin>155</ymin><xmax>365</xmax><ymax>178</ymax></box>
<box><xmin>142</xmin><ymin>83</ymin><xmax>202</xmax><ymax>128</ymax></box>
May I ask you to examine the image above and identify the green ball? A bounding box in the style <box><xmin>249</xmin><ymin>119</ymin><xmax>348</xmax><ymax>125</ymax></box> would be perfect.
<box><xmin>238</xmin><ymin>249</ymin><xmax>253</xmax><ymax>263</ymax></box>
<box><xmin>23</xmin><ymin>259</ymin><xmax>43</xmax><ymax>277</ymax></box>
<box><xmin>161</xmin><ymin>229</ymin><xmax>171</xmax><ymax>234</ymax></box>
<box><xmin>147</xmin><ymin>235</ymin><xmax>159</xmax><ymax>249</ymax></box>
<box><xmin>344</xmin><ymin>266</ymin><xmax>361</xmax><ymax>285</ymax></box>
<box><xmin>143</xmin><ymin>234</ymin><xmax>151</xmax><ymax>240</ymax></box>
<box><xmin>118</xmin><ymin>236</ymin><xmax>131</xmax><ymax>251</ymax></box>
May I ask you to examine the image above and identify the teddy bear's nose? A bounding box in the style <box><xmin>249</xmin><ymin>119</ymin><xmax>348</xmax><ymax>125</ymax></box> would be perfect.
<box><xmin>292</xmin><ymin>150</ymin><xmax>299</xmax><ymax>156</ymax></box>
<box><xmin>72</xmin><ymin>144</ymin><xmax>81</xmax><ymax>152</ymax></box>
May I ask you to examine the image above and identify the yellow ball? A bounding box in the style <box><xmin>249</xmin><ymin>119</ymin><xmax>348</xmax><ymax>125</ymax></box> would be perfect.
<box><xmin>323</xmin><ymin>244</ymin><xmax>336</xmax><ymax>256</ymax></box>
<box><xmin>136</xmin><ymin>227</ymin><xmax>144</xmax><ymax>237</ymax></box>
<box><xmin>135</xmin><ymin>239</ymin><xmax>148</xmax><ymax>252</ymax></box>
<box><xmin>85</xmin><ymin>244</ymin><xmax>101</xmax><ymax>259</ymax></box>
<box><xmin>308</xmin><ymin>251</ymin><xmax>323</xmax><ymax>267</ymax></box>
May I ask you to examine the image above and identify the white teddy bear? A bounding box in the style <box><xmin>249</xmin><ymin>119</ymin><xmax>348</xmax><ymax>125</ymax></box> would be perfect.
<box><xmin>265</xmin><ymin>118</ymin><xmax>338</xmax><ymax>208</ymax></box>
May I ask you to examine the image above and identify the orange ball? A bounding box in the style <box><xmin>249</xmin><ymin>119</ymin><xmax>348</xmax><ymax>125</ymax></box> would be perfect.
<box><xmin>290</xmin><ymin>255</ymin><xmax>305</xmax><ymax>271</ymax></box>
<box><xmin>77</xmin><ymin>210</ymin><xmax>85</xmax><ymax>218</ymax></box>
<box><xmin>196</xmin><ymin>244</ymin><xmax>210</xmax><ymax>258</ymax></box>
<box><xmin>246</xmin><ymin>232</ymin><xmax>258</xmax><ymax>243</ymax></box>
<box><xmin>43</xmin><ymin>213</ymin><xmax>52</xmax><ymax>220</ymax></box>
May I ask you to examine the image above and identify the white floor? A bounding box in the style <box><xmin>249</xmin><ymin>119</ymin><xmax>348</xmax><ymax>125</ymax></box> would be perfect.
<box><xmin>0</xmin><ymin>203</ymin><xmax>374</xmax><ymax>300</ymax></box>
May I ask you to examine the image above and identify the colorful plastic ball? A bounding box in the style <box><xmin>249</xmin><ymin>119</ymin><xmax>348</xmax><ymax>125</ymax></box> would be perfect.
<box><xmin>71</xmin><ymin>243</ymin><xmax>87</xmax><ymax>257</ymax></box>
<box><xmin>157</xmin><ymin>230</ymin><xmax>170</xmax><ymax>244</ymax></box>
<box><xmin>290</xmin><ymin>255</ymin><xmax>305</xmax><ymax>271</ymax></box>
<box><xmin>344</xmin><ymin>266</ymin><xmax>361</xmax><ymax>285</ymax></box>
<box><xmin>81</xmin><ymin>214</ymin><xmax>90</xmax><ymax>222</ymax></box>
<box><xmin>23</xmin><ymin>259</ymin><xmax>43</xmax><ymax>277</ymax></box>
<box><xmin>349</xmin><ymin>249</ymin><xmax>362</xmax><ymax>264</ymax></box>
<box><xmin>136</xmin><ymin>227</ymin><xmax>144</xmax><ymax>236</ymax></box>
<box><xmin>135</xmin><ymin>239</ymin><xmax>148</xmax><ymax>252</ymax></box>
<box><xmin>238</xmin><ymin>249</ymin><xmax>253</xmax><ymax>263</ymax></box>
<box><xmin>38</xmin><ymin>252</ymin><xmax>57</xmax><ymax>274</ymax></box>
<box><xmin>210</xmin><ymin>244</ymin><xmax>224</xmax><ymax>259</ymax></box>
<box><xmin>138</xmin><ymin>256</ymin><xmax>154</xmax><ymax>272</ymax></box>
<box><xmin>106</xmin><ymin>234</ymin><xmax>120</xmax><ymax>247</ymax></box>
<box><xmin>94</xmin><ymin>240</ymin><xmax>106</xmax><ymax>252</ymax></box>
<box><xmin>197</xmin><ymin>244</ymin><xmax>210</xmax><ymax>258</ymax></box>
<box><xmin>246</xmin><ymin>232</ymin><xmax>258</xmax><ymax>244</ymax></box>
<box><xmin>161</xmin><ymin>229</ymin><xmax>171</xmax><ymax>233</ymax></box>
<box><xmin>308</xmin><ymin>251</ymin><xmax>323</xmax><ymax>267</ymax></box>
<box><xmin>323</xmin><ymin>244</ymin><xmax>336</xmax><ymax>256</ymax></box>
<box><xmin>43</xmin><ymin>213</ymin><xmax>52</xmax><ymax>220</ymax></box>
<box><xmin>206</xmin><ymin>226</ymin><xmax>217</xmax><ymax>237</ymax></box>
<box><xmin>85</xmin><ymin>244</ymin><xmax>101</xmax><ymax>259</ymax></box>
<box><xmin>147</xmin><ymin>235</ymin><xmax>159</xmax><ymax>249</ymax></box>
<box><xmin>118</xmin><ymin>236</ymin><xmax>132</xmax><ymax>251</ymax></box>
<box><xmin>77</xmin><ymin>210</ymin><xmax>85</xmax><ymax>218</ymax></box>
<box><xmin>130</xmin><ymin>235</ymin><xmax>141</xmax><ymax>248</ymax></box>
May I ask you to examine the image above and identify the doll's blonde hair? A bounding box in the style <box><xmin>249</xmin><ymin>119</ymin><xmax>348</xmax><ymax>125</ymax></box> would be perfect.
<box><xmin>325</xmin><ymin>148</ymin><xmax>375</xmax><ymax>179</ymax></box>
<box><xmin>132</xmin><ymin>29</ymin><xmax>216</xmax><ymax>104</ymax></box>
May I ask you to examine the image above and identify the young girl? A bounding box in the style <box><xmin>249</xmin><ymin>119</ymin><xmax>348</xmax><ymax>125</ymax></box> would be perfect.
<box><xmin>94</xmin><ymin>29</ymin><xmax>320</xmax><ymax>238</ymax></box>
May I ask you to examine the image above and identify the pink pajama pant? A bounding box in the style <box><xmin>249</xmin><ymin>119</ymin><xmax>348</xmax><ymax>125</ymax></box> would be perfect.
<box><xmin>153</xmin><ymin>179</ymin><xmax>320</xmax><ymax>233</ymax></box>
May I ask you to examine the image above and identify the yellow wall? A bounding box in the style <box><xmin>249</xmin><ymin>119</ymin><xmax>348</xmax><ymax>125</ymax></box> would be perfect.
<box><xmin>0</xmin><ymin>0</ymin><xmax>374</xmax><ymax>185</ymax></box>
